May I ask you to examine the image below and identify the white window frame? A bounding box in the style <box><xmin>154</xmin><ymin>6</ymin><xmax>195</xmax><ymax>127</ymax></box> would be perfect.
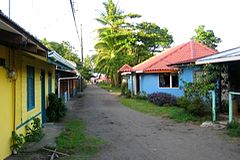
<box><xmin>158</xmin><ymin>72</ymin><xmax>179</xmax><ymax>89</ymax></box>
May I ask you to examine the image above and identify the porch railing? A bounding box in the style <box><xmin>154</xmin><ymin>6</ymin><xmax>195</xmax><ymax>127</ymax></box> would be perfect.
<box><xmin>228</xmin><ymin>91</ymin><xmax>240</xmax><ymax>123</ymax></box>
<box><xmin>209</xmin><ymin>90</ymin><xmax>216</xmax><ymax>122</ymax></box>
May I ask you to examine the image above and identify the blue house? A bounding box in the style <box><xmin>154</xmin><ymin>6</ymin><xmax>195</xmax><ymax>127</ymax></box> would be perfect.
<box><xmin>196</xmin><ymin>46</ymin><xmax>240</xmax><ymax>122</ymax></box>
<box><xmin>120</xmin><ymin>41</ymin><xmax>217</xmax><ymax>97</ymax></box>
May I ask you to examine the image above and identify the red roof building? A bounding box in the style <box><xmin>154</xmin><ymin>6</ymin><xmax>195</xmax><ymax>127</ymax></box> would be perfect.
<box><xmin>132</xmin><ymin>40</ymin><xmax>217</xmax><ymax>73</ymax></box>
<box><xmin>118</xmin><ymin>64</ymin><xmax>133</xmax><ymax>73</ymax></box>
<box><xmin>119</xmin><ymin>40</ymin><xmax>217</xmax><ymax>97</ymax></box>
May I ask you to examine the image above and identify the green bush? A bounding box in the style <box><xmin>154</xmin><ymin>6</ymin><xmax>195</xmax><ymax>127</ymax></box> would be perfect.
<box><xmin>177</xmin><ymin>96</ymin><xmax>210</xmax><ymax>117</ymax></box>
<box><xmin>134</xmin><ymin>92</ymin><xmax>148</xmax><ymax>100</ymax></box>
<box><xmin>46</xmin><ymin>93</ymin><xmax>67</xmax><ymax>122</ymax></box>
<box><xmin>227</xmin><ymin>121</ymin><xmax>240</xmax><ymax>137</ymax></box>
<box><xmin>11</xmin><ymin>131</ymin><xmax>24</xmax><ymax>152</ymax></box>
<box><xmin>25</xmin><ymin>118</ymin><xmax>44</xmax><ymax>142</ymax></box>
<box><xmin>148</xmin><ymin>92</ymin><xmax>177</xmax><ymax>106</ymax></box>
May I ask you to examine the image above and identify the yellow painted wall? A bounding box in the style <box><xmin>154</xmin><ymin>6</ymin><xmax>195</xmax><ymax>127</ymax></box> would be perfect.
<box><xmin>0</xmin><ymin>46</ymin><xmax>14</xmax><ymax>160</ymax></box>
<box><xmin>15</xmin><ymin>50</ymin><xmax>55</xmax><ymax>134</ymax></box>
<box><xmin>0</xmin><ymin>45</ymin><xmax>55</xmax><ymax>159</ymax></box>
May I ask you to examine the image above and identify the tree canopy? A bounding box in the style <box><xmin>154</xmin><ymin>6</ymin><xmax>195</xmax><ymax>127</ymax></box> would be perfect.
<box><xmin>94</xmin><ymin>0</ymin><xmax>173</xmax><ymax>86</ymax></box>
<box><xmin>192</xmin><ymin>25</ymin><xmax>221</xmax><ymax>49</ymax></box>
<box><xmin>42</xmin><ymin>38</ymin><xmax>81</xmax><ymax>65</ymax></box>
<box><xmin>42</xmin><ymin>38</ymin><xmax>93</xmax><ymax>80</ymax></box>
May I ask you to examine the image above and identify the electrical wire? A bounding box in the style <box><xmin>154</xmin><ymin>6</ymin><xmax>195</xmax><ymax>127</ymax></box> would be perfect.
<box><xmin>69</xmin><ymin>0</ymin><xmax>81</xmax><ymax>44</ymax></box>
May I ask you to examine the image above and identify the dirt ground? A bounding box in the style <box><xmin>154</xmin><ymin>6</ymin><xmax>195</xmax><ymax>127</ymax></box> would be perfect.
<box><xmin>72</xmin><ymin>85</ymin><xmax>240</xmax><ymax>160</ymax></box>
<box><xmin>7</xmin><ymin>85</ymin><xmax>240</xmax><ymax>160</ymax></box>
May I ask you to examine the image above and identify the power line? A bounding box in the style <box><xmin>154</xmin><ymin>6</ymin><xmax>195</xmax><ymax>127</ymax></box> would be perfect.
<box><xmin>69</xmin><ymin>0</ymin><xmax>81</xmax><ymax>45</ymax></box>
<box><xmin>69</xmin><ymin>0</ymin><xmax>83</xmax><ymax>64</ymax></box>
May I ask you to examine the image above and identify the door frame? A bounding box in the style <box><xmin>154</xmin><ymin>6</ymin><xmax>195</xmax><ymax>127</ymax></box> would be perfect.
<box><xmin>41</xmin><ymin>70</ymin><xmax>46</xmax><ymax>123</ymax></box>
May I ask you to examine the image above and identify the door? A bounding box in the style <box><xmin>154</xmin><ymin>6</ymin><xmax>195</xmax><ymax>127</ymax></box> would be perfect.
<box><xmin>136</xmin><ymin>74</ymin><xmax>140</xmax><ymax>94</ymax></box>
<box><xmin>41</xmin><ymin>70</ymin><xmax>46</xmax><ymax>123</ymax></box>
<box><xmin>0</xmin><ymin>67</ymin><xmax>14</xmax><ymax>159</ymax></box>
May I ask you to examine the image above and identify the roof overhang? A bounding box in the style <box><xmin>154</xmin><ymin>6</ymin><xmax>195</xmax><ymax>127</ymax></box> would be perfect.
<box><xmin>0</xmin><ymin>11</ymin><xmax>48</xmax><ymax>56</ymax></box>
<box><xmin>136</xmin><ymin>70</ymin><xmax>143</xmax><ymax>73</ymax></box>
<box><xmin>121</xmin><ymin>72</ymin><xmax>131</xmax><ymax>75</ymax></box>
<box><xmin>196</xmin><ymin>47</ymin><xmax>240</xmax><ymax>65</ymax></box>
<box><xmin>48</xmin><ymin>51</ymin><xmax>76</xmax><ymax>70</ymax></box>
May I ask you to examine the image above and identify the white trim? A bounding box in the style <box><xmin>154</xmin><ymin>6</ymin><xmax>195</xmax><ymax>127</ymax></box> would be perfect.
<box><xmin>196</xmin><ymin>55</ymin><xmax>240</xmax><ymax>64</ymax></box>
<box><xmin>158</xmin><ymin>73</ymin><xmax>179</xmax><ymax>89</ymax></box>
<box><xmin>196</xmin><ymin>47</ymin><xmax>240</xmax><ymax>65</ymax></box>
<box><xmin>136</xmin><ymin>70</ymin><xmax>143</xmax><ymax>73</ymax></box>
<box><xmin>121</xmin><ymin>72</ymin><xmax>131</xmax><ymax>75</ymax></box>
<box><xmin>57</xmin><ymin>76</ymin><xmax>79</xmax><ymax>98</ymax></box>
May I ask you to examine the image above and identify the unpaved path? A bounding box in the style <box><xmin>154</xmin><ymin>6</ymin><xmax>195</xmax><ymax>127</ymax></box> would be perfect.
<box><xmin>69</xmin><ymin>85</ymin><xmax>240</xmax><ymax>160</ymax></box>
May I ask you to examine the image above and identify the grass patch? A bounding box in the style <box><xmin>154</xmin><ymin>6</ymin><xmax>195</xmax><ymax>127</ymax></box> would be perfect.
<box><xmin>98</xmin><ymin>83</ymin><xmax>121</xmax><ymax>94</ymax></box>
<box><xmin>120</xmin><ymin>97</ymin><xmax>208</xmax><ymax>123</ymax></box>
<box><xmin>56</xmin><ymin>119</ymin><xmax>105</xmax><ymax>159</ymax></box>
<box><xmin>227</xmin><ymin>121</ymin><xmax>240</xmax><ymax>137</ymax></box>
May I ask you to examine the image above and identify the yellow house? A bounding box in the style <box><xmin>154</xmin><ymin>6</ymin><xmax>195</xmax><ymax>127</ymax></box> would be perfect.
<box><xmin>0</xmin><ymin>12</ymin><xmax>55</xmax><ymax>159</ymax></box>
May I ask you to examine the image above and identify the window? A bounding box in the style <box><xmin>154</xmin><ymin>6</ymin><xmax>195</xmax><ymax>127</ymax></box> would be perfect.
<box><xmin>48</xmin><ymin>72</ymin><xmax>52</xmax><ymax>94</ymax></box>
<box><xmin>27</xmin><ymin>65</ymin><xmax>35</xmax><ymax>111</ymax></box>
<box><xmin>159</xmin><ymin>73</ymin><xmax>179</xmax><ymax>88</ymax></box>
<box><xmin>172</xmin><ymin>73</ymin><xmax>179</xmax><ymax>87</ymax></box>
<box><xmin>159</xmin><ymin>73</ymin><xmax>170</xmax><ymax>87</ymax></box>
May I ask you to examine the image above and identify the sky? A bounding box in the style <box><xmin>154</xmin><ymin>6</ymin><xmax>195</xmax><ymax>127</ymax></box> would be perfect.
<box><xmin>0</xmin><ymin>0</ymin><xmax>240</xmax><ymax>58</ymax></box>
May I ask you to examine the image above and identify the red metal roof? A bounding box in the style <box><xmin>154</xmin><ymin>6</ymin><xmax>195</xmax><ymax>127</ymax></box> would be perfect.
<box><xmin>118</xmin><ymin>64</ymin><xmax>133</xmax><ymax>73</ymax></box>
<box><xmin>132</xmin><ymin>41</ymin><xmax>217</xmax><ymax>73</ymax></box>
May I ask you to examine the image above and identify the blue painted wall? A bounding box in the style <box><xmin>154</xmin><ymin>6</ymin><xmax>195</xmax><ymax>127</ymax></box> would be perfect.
<box><xmin>127</xmin><ymin>67</ymin><xmax>196</xmax><ymax>97</ymax></box>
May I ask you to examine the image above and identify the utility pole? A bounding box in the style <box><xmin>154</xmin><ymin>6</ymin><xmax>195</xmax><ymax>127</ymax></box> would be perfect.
<box><xmin>80</xmin><ymin>24</ymin><xmax>83</xmax><ymax>65</ymax></box>
<box><xmin>8</xmin><ymin>0</ymin><xmax>11</xmax><ymax>18</ymax></box>
<box><xmin>80</xmin><ymin>24</ymin><xmax>84</xmax><ymax>91</ymax></box>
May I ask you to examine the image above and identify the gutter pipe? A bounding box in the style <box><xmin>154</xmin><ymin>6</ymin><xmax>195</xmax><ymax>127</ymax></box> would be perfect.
<box><xmin>57</xmin><ymin>76</ymin><xmax>79</xmax><ymax>99</ymax></box>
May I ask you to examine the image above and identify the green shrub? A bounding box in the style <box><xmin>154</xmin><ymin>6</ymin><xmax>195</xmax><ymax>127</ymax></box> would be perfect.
<box><xmin>125</xmin><ymin>90</ymin><xmax>132</xmax><ymax>98</ymax></box>
<box><xmin>177</xmin><ymin>96</ymin><xmax>210</xmax><ymax>117</ymax></box>
<box><xmin>148</xmin><ymin>92</ymin><xmax>177</xmax><ymax>106</ymax></box>
<box><xmin>227</xmin><ymin>121</ymin><xmax>240</xmax><ymax>137</ymax></box>
<box><xmin>46</xmin><ymin>93</ymin><xmax>67</xmax><ymax>122</ymax></box>
<box><xmin>134</xmin><ymin>92</ymin><xmax>148</xmax><ymax>100</ymax></box>
<box><xmin>176</xmin><ymin>96</ymin><xmax>189</xmax><ymax>109</ymax></box>
<box><xmin>25</xmin><ymin>118</ymin><xmax>44</xmax><ymax>142</ymax></box>
<box><xmin>11</xmin><ymin>131</ymin><xmax>24</xmax><ymax>152</ymax></box>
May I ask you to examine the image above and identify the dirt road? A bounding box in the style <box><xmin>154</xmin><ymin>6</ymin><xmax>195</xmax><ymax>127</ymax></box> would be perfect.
<box><xmin>69</xmin><ymin>85</ymin><xmax>240</xmax><ymax>160</ymax></box>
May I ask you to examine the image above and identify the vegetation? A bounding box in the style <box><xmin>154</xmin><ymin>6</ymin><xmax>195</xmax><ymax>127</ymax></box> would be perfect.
<box><xmin>46</xmin><ymin>93</ymin><xmax>67</xmax><ymax>122</ymax></box>
<box><xmin>98</xmin><ymin>82</ymin><xmax>121</xmax><ymax>93</ymax></box>
<box><xmin>148</xmin><ymin>92</ymin><xmax>177</xmax><ymax>106</ymax></box>
<box><xmin>120</xmin><ymin>97</ymin><xmax>206</xmax><ymax>123</ymax></box>
<box><xmin>25</xmin><ymin>118</ymin><xmax>44</xmax><ymax>142</ymax></box>
<box><xmin>177</xmin><ymin>96</ymin><xmax>210</xmax><ymax>117</ymax></box>
<box><xmin>11</xmin><ymin>131</ymin><xmax>24</xmax><ymax>153</ymax></box>
<box><xmin>56</xmin><ymin>120</ymin><xmax>105</xmax><ymax>158</ymax></box>
<box><xmin>79</xmin><ymin>55</ymin><xmax>94</xmax><ymax>80</ymax></box>
<box><xmin>180</xmin><ymin>64</ymin><xmax>220</xmax><ymax>116</ymax></box>
<box><xmin>42</xmin><ymin>39</ymin><xmax>93</xmax><ymax>81</ymax></box>
<box><xmin>227</xmin><ymin>121</ymin><xmax>240</xmax><ymax>137</ymax></box>
<box><xmin>192</xmin><ymin>25</ymin><xmax>221</xmax><ymax>49</ymax></box>
<box><xmin>94</xmin><ymin>0</ymin><xmax>173</xmax><ymax>87</ymax></box>
<box><xmin>42</xmin><ymin>38</ymin><xmax>80</xmax><ymax>65</ymax></box>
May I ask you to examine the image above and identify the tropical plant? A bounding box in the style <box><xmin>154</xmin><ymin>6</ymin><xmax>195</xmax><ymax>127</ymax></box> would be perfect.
<box><xmin>25</xmin><ymin>118</ymin><xmax>44</xmax><ymax>142</ymax></box>
<box><xmin>94</xmin><ymin>0</ymin><xmax>173</xmax><ymax>87</ymax></box>
<box><xmin>179</xmin><ymin>64</ymin><xmax>220</xmax><ymax>116</ymax></box>
<box><xmin>11</xmin><ymin>131</ymin><xmax>24</xmax><ymax>153</ymax></box>
<box><xmin>46</xmin><ymin>93</ymin><xmax>67</xmax><ymax>122</ymax></box>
